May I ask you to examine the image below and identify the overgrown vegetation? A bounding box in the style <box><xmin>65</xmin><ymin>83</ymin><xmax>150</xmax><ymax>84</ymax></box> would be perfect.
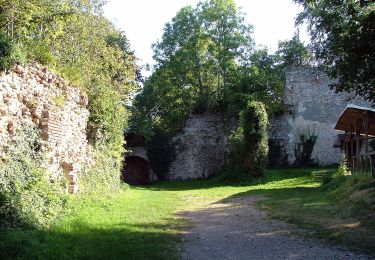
<box><xmin>130</xmin><ymin>0</ymin><xmax>309</xmax><ymax>179</ymax></box>
<box><xmin>0</xmin><ymin>0</ymin><xmax>139</xmax><ymax>228</ymax></box>
<box><xmin>79</xmin><ymin>150</ymin><xmax>123</xmax><ymax>194</ymax></box>
<box><xmin>0</xmin><ymin>0</ymin><xmax>138</xmax><ymax>157</ymax></box>
<box><xmin>0</xmin><ymin>31</ymin><xmax>13</xmax><ymax>70</ymax></box>
<box><xmin>224</xmin><ymin>101</ymin><xmax>269</xmax><ymax>181</ymax></box>
<box><xmin>1</xmin><ymin>168</ymin><xmax>374</xmax><ymax>258</ymax></box>
<box><xmin>0</xmin><ymin>127</ymin><xmax>67</xmax><ymax>228</ymax></box>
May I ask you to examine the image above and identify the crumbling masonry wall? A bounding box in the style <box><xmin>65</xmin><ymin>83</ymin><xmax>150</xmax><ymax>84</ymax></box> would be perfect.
<box><xmin>270</xmin><ymin>66</ymin><xmax>370</xmax><ymax>166</ymax></box>
<box><xmin>166</xmin><ymin>113</ymin><xmax>232</xmax><ymax>180</ymax></box>
<box><xmin>0</xmin><ymin>63</ymin><xmax>92</xmax><ymax>193</ymax></box>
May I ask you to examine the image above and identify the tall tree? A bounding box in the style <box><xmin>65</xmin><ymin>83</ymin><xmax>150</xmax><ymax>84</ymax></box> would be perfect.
<box><xmin>152</xmin><ymin>0</ymin><xmax>254</xmax><ymax>109</ymax></box>
<box><xmin>294</xmin><ymin>0</ymin><xmax>375</xmax><ymax>103</ymax></box>
<box><xmin>276</xmin><ymin>33</ymin><xmax>310</xmax><ymax>66</ymax></box>
<box><xmin>132</xmin><ymin>0</ymin><xmax>286</xmax><ymax>141</ymax></box>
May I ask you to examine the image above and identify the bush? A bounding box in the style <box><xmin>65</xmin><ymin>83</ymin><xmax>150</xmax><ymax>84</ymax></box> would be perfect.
<box><xmin>338</xmin><ymin>156</ymin><xmax>350</xmax><ymax>176</ymax></box>
<box><xmin>88</xmin><ymin>86</ymin><xmax>127</xmax><ymax>158</ymax></box>
<box><xmin>0</xmin><ymin>32</ymin><xmax>27</xmax><ymax>71</ymax></box>
<box><xmin>241</xmin><ymin>101</ymin><xmax>269</xmax><ymax>177</ymax></box>
<box><xmin>27</xmin><ymin>41</ymin><xmax>55</xmax><ymax>66</ymax></box>
<box><xmin>227</xmin><ymin>101</ymin><xmax>269</xmax><ymax>180</ymax></box>
<box><xmin>80</xmin><ymin>150</ymin><xmax>122</xmax><ymax>194</ymax></box>
<box><xmin>0</xmin><ymin>127</ymin><xmax>67</xmax><ymax>228</ymax></box>
<box><xmin>0</xmin><ymin>31</ymin><xmax>13</xmax><ymax>70</ymax></box>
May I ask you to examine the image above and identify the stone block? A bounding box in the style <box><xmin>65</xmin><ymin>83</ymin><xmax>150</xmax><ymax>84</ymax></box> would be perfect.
<box><xmin>7</xmin><ymin>122</ymin><xmax>14</xmax><ymax>135</ymax></box>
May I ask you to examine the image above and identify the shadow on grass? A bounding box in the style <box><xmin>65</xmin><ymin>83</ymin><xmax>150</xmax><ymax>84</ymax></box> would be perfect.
<box><xmin>143</xmin><ymin>168</ymin><xmax>324</xmax><ymax>192</ymax></box>
<box><xmin>0</xmin><ymin>218</ymin><xmax>185</xmax><ymax>260</ymax></box>
<box><xmin>0</xmin><ymin>167</ymin><xmax>347</xmax><ymax>259</ymax></box>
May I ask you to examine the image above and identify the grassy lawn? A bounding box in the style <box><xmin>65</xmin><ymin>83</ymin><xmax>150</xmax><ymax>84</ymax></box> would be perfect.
<box><xmin>1</xmin><ymin>168</ymin><xmax>374</xmax><ymax>259</ymax></box>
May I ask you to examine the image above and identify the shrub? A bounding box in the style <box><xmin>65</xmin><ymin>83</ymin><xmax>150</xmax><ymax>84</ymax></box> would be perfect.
<box><xmin>26</xmin><ymin>40</ymin><xmax>55</xmax><ymax>66</ymax></box>
<box><xmin>241</xmin><ymin>101</ymin><xmax>269</xmax><ymax>177</ymax></box>
<box><xmin>8</xmin><ymin>43</ymin><xmax>27</xmax><ymax>66</ymax></box>
<box><xmin>227</xmin><ymin>101</ymin><xmax>269</xmax><ymax>180</ymax></box>
<box><xmin>88</xmin><ymin>86</ymin><xmax>127</xmax><ymax>158</ymax></box>
<box><xmin>338</xmin><ymin>156</ymin><xmax>350</xmax><ymax>176</ymax></box>
<box><xmin>0</xmin><ymin>127</ymin><xmax>67</xmax><ymax>228</ymax></box>
<box><xmin>0</xmin><ymin>31</ymin><xmax>13</xmax><ymax>70</ymax></box>
<box><xmin>0</xmin><ymin>32</ymin><xmax>27</xmax><ymax>71</ymax></box>
<box><xmin>79</xmin><ymin>150</ymin><xmax>122</xmax><ymax>194</ymax></box>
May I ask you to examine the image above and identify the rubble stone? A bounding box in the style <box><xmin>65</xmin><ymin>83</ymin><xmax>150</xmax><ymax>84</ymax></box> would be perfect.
<box><xmin>0</xmin><ymin>63</ymin><xmax>92</xmax><ymax>193</ymax></box>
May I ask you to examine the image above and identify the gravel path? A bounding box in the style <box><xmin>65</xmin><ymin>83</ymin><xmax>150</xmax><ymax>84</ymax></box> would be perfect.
<box><xmin>180</xmin><ymin>196</ymin><xmax>372</xmax><ymax>260</ymax></box>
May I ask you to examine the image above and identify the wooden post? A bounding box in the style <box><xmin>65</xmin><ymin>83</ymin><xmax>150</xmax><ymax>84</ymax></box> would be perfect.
<box><xmin>371</xmin><ymin>155</ymin><xmax>375</xmax><ymax>179</ymax></box>
<box><xmin>357</xmin><ymin>119</ymin><xmax>362</xmax><ymax>173</ymax></box>
<box><xmin>363</xmin><ymin>111</ymin><xmax>369</xmax><ymax>174</ymax></box>
<box><xmin>351</xmin><ymin>132</ymin><xmax>355</xmax><ymax>173</ymax></box>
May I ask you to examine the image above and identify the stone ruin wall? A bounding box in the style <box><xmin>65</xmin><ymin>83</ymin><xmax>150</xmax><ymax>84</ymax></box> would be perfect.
<box><xmin>0</xmin><ymin>63</ymin><xmax>92</xmax><ymax>193</ymax></box>
<box><xmin>166</xmin><ymin>113</ymin><xmax>233</xmax><ymax>180</ymax></box>
<box><xmin>270</xmin><ymin>66</ymin><xmax>370</xmax><ymax>166</ymax></box>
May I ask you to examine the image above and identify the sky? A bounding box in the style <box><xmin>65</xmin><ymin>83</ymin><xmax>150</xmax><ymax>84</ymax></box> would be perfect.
<box><xmin>104</xmin><ymin>0</ymin><xmax>309</xmax><ymax>69</ymax></box>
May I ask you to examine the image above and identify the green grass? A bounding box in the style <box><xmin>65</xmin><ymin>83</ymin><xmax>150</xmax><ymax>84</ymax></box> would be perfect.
<box><xmin>1</xmin><ymin>168</ymin><xmax>374</xmax><ymax>259</ymax></box>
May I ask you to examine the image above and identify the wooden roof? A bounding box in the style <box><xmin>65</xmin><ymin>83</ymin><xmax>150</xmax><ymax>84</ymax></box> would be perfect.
<box><xmin>335</xmin><ymin>104</ymin><xmax>375</xmax><ymax>136</ymax></box>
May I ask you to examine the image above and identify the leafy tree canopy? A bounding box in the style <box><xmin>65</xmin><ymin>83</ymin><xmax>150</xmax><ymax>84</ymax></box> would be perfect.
<box><xmin>294</xmin><ymin>0</ymin><xmax>375</xmax><ymax>103</ymax></box>
<box><xmin>131</xmin><ymin>0</ymin><xmax>286</xmax><ymax>140</ymax></box>
<box><xmin>276</xmin><ymin>33</ymin><xmax>310</xmax><ymax>67</ymax></box>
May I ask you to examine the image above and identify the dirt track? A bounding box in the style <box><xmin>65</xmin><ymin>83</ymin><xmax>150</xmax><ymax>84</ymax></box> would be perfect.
<box><xmin>181</xmin><ymin>196</ymin><xmax>372</xmax><ymax>260</ymax></box>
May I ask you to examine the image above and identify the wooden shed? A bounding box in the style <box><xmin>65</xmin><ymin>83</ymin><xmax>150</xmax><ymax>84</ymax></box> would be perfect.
<box><xmin>334</xmin><ymin>104</ymin><xmax>375</xmax><ymax>177</ymax></box>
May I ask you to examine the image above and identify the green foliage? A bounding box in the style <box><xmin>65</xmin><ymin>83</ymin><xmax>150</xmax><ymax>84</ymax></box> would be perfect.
<box><xmin>131</xmin><ymin>64</ymin><xmax>193</xmax><ymax>140</ymax></box>
<box><xmin>149</xmin><ymin>0</ymin><xmax>255</xmax><ymax>114</ymax></box>
<box><xmin>7</xmin><ymin>43</ymin><xmax>27</xmax><ymax>65</ymax></box>
<box><xmin>88</xmin><ymin>87</ymin><xmax>128</xmax><ymax>157</ymax></box>
<box><xmin>232</xmin><ymin>48</ymin><xmax>285</xmax><ymax>114</ymax></box>
<box><xmin>52</xmin><ymin>94</ymin><xmax>66</xmax><ymax>108</ymax></box>
<box><xmin>0</xmin><ymin>0</ymin><xmax>139</xmax><ymax>169</ymax></box>
<box><xmin>241</xmin><ymin>101</ymin><xmax>269</xmax><ymax>176</ymax></box>
<box><xmin>0</xmin><ymin>31</ymin><xmax>13</xmax><ymax>70</ymax></box>
<box><xmin>295</xmin><ymin>0</ymin><xmax>375</xmax><ymax>103</ymax></box>
<box><xmin>0</xmin><ymin>127</ymin><xmax>67</xmax><ymax>228</ymax></box>
<box><xmin>26</xmin><ymin>40</ymin><xmax>55</xmax><ymax>66</ymax></box>
<box><xmin>152</xmin><ymin>0</ymin><xmax>254</xmax><ymax>110</ymax></box>
<box><xmin>132</xmin><ymin>0</ymin><xmax>284</xmax><ymax>146</ymax></box>
<box><xmin>276</xmin><ymin>33</ymin><xmax>310</xmax><ymax>66</ymax></box>
<box><xmin>227</xmin><ymin>101</ymin><xmax>269</xmax><ymax>180</ymax></box>
<box><xmin>80</xmin><ymin>150</ymin><xmax>122</xmax><ymax>194</ymax></box>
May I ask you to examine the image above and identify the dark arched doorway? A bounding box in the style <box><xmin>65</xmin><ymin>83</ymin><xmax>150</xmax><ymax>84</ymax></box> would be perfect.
<box><xmin>122</xmin><ymin>156</ymin><xmax>150</xmax><ymax>185</ymax></box>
